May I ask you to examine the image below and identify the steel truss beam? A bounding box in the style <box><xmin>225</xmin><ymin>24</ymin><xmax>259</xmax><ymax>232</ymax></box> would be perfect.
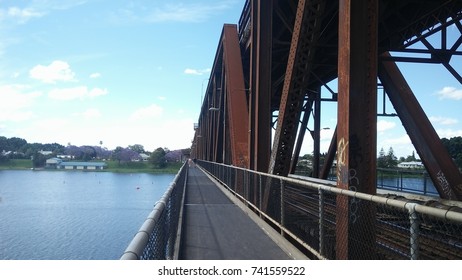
<box><xmin>269</xmin><ymin>0</ymin><xmax>326</xmax><ymax>176</ymax></box>
<box><xmin>379</xmin><ymin>52</ymin><xmax>462</xmax><ymax>200</ymax></box>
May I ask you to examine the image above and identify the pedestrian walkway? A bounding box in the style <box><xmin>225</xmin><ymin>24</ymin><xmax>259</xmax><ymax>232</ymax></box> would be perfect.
<box><xmin>179</xmin><ymin>167</ymin><xmax>307</xmax><ymax>260</ymax></box>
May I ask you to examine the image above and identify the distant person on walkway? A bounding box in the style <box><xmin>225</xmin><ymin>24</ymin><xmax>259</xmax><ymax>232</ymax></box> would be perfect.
<box><xmin>188</xmin><ymin>158</ymin><xmax>195</xmax><ymax>168</ymax></box>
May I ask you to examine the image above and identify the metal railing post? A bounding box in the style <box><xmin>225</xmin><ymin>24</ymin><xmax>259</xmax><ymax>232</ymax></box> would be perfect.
<box><xmin>407</xmin><ymin>203</ymin><xmax>420</xmax><ymax>260</ymax></box>
<box><xmin>280</xmin><ymin>179</ymin><xmax>285</xmax><ymax>235</ymax></box>
<box><xmin>259</xmin><ymin>174</ymin><xmax>262</xmax><ymax>217</ymax></box>
<box><xmin>318</xmin><ymin>189</ymin><xmax>325</xmax><ymax>256</ymax></box>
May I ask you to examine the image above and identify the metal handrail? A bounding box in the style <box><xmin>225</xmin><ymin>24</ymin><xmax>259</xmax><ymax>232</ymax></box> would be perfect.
<box><xmin>198</xmin><ymin>160</ymin><xmax>462</xmax><ymax>260</ymax></box>
<box><xmin>120</xmin><ymin>162</ymin><xmax>188</xmax><ymax>260</ymax></box>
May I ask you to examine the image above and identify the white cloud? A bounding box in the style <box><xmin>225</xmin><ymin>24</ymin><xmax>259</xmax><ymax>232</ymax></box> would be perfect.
<box><xmin>147</xmin><ymin>2</ymin><xmax>234</xmax><ymax>23</ymax></box>
<box><xmin>184</xmin><ymin>68</ymin><xmax>211</xmax><ymax>75</ymax></box>
<box><xmin>48</xmin><ymin>86</ymin><xmax>108</xmax><ymax>100</ymax></box>
<box><xmin>112</xmin><ymin>1</ymin><xmax>236</xmax><ymax>24</ymax></box>
<box><xmin>0</xmin><ymin>7</ymin><xmax>44</xmax><ymax>23</ymax></box>
<box><xmin>437</xmin><ymin>87</ymin><xmax>462</xmax><ymax>100</ymax></box>
<box><xmin>0</xmin><ymin>84</ymin><xmax>41</xmax><ymax>122</ymax></box>
<box><xmin>377</xmin><ymin>120</ymin><xmax>396</xmax><ymax>132</ymax></box>
<box><xmin>89</xmin><ymin>72</ymin><xmax>101</xmax><ymax>79</ymax></box>
<box><xmin>429</xmin><ymin>116</ymin><xmax>458</xmax><ymax>126</ymax></box>
<box><xmin>130</xmin><ymin>104</ymin><xmax>163</xmax><ymax>121</ymax></box>
<box><xmin>73</xmin><ymin>108</ymin><xmax>101</xmax><ymax>120</ymax></box>
<box><xmin>30</xmin><ymin>60</ymin><xmax>76</xmax><ymax>84</ymax></box>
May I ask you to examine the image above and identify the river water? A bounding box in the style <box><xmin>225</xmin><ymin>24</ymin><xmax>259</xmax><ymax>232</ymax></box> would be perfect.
<box><xmin>0</xmin><ymin>170</ymin><xmax>174</xmax><ymax>260</ymax></box>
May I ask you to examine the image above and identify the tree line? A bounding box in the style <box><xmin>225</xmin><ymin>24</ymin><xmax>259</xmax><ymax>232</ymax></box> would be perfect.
<box><xmin>378</xmin><ymin>137</ymin><xmax>462</xmax><ymax>169</ymax></box>
<box><xmin>296</xmin><ymin>136</ymin><xmax>462</xmax><ymax>172</ymax></box>
<box><xmin>0</xmin><ymin>136</ymin><xmax>190</xmax><ymax>168</ymax></box>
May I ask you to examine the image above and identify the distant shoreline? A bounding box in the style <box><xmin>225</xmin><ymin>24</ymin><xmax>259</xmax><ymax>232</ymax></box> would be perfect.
<box><xmin>0</xmin><ymin>159</ymin><xmax>182</xmax><ymax>174</ymax></box>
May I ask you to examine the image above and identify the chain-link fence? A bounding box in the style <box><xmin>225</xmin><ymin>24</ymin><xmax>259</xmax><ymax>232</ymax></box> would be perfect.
<box><xmin>198</xmin><ymin>160</ymin><xmax>462</xmax><ymax>260</ymax></box>
<box><xmin>120</xmin><ymin>162</ymin><xmax>188</xmax><ymax>260</ymax></box>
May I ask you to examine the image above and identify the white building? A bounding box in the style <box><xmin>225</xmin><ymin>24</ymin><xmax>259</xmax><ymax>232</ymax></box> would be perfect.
<box><xmin>397</xmin><ymin>161</ymin><xmax>424</xmax><ymax>169</ymax></box>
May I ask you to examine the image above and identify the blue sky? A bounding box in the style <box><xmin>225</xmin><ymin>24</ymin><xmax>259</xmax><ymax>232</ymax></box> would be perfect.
<box><xmin>0</xmin><ymin>1</ymin><xmax>461</xmax><ymax>158</ymax></box>
<box><xmin>0</xmin><ymin>0</ymin><xmax>243</xmax><ymax>151</ymax></box>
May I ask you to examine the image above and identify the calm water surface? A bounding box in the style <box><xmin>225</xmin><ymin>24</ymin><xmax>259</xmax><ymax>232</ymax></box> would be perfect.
<box><xmin>0</xmin><ymin>170</ymin><xmax>174</xmax><ymax>260</ymax></box>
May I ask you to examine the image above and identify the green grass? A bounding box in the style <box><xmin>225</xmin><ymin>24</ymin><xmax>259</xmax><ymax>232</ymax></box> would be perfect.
<box><xmin>104</xmin><ymin>161</ymin><xmax>182</xmax><ymax>174</ymax></box>
<box><xmin>0</xmin><ymin>159</ymin><xmax>33</xmax><ymax>170</ymax></box>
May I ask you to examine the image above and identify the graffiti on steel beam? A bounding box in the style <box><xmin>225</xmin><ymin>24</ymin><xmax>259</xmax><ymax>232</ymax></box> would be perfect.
<box><xmin>337</xmin><ymin>137</ymin><xmax>348</xmax><ymax>185</ymax></box>
<box><xmin>436</xmin><ymin>170</ymin><xmax>454</xmax><ymax>200</ymax></box>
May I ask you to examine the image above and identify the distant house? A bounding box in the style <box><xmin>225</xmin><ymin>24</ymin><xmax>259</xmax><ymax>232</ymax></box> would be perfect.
<box><xmin>39</xmin><ymin>150</ymin><xmax>53</xmax><ymax>156</ymax></box>
<box><xmin>398</xmin><ymin>161</ymin><xmax>424</xmax><ymax>169</ymax></box>
<box><xmin>45</xmin><ymin>158</ymin><xmax>106</xmax><ymax>170</ymax></box>
<box><xmin>139</xmin><ymin>153</ymin><xmax>150</xmax><ymax>162</ymax></box>
<box><xmin>46</xmin><ymin>158</ymin><xmax>63</xmax><ymax>168</ymax></box>
<box><xmin>57</xmin><ymin>154</ymin><xmax>73</xmax><ymax>159</ymax></box>
<box><xmin>58</xmin><ymin>162</ymin><xmax>107</xmax><ymax>170</ymax></box>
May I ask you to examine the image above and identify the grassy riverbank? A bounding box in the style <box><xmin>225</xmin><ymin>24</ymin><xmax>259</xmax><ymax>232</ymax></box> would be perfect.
<box><xmin>0</xmin><ymin>159</ymin><xmax>183</xmax><ymax>174</ymax></box>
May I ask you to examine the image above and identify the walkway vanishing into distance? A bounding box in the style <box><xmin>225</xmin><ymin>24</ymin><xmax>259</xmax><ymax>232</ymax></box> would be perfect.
<box><xmin>179</xmin><ymin>167</ymin><xmax>307</xmax><ymax>260</ymax></box>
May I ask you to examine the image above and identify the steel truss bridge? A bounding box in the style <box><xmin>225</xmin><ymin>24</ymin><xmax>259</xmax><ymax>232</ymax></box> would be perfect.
<box><xmin>124</xmin><ymin>0</ymin><xmax>462</xmax><ymax>260</ymax></box>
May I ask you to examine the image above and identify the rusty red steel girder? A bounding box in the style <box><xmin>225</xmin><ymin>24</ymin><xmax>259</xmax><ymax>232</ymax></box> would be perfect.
<box><xmin>260</xmin><ymin>0</ymin><xmax>326</xmax><ymax>215</ymax></box>
<box><xmin>189</xmin><ymin>0</ymin><xmax>462</xmax><ymax>261</ymax></box>
<box><xmin>268</xmin><ymin>0</ymin><xmax>326</xmax><ymax>176</ymax></box>
<box><xmin>191</xmin><ymin>24</ymin><xmax>249</xmax><ymax>168</ymax></box>
<box><xmin>248</xmin><ymin>0</ymin><xmax>273</xmax><ymax>172</ymax></box>
<box><xmin>222</xmin><ymin>24</ymin><xmax>250</xmax><ymax>168</ymax></box>
<box><xmin>336</xmin><ymin>0</ymin><xmax>378</xmax><ymax>260</ymax></box>
<box><xmin>379</xmin><ymin>52</ymin><xmax>462</xmax><ymax>201</ymax></box>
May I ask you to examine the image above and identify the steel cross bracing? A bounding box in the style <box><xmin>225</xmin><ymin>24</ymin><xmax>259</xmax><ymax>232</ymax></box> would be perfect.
<box><xmin>192</xmin><ymin>0</ymin><xmax>462</xmax><ymax>206</ymax></box>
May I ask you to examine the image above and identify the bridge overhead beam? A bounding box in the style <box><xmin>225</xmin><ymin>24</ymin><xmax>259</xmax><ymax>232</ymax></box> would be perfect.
<box><xmin>379</xmin><ymin>52</ymin><xmax>462</xmax><ymax>201</ymax></box>
<box><xmin>336</xmin><ymin>0</ymin><xmax>377</xmax><ymax>259</ymax></box>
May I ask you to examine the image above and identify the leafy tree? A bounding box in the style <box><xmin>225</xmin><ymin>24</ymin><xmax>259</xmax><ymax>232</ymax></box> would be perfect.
<box><xmin>31</xmin><ymin>152</ymin><xmax>46</xmax><ymax>168</ymax></box>
<box><xmin>112</xmin><ymin>146</ymin><xmax>140</xmax><ymax>164</ymax></box>
<box><xmin>405</xmin><ymin>151</ymin><xmax>417</xmax><ymax>162</ymax></box>
<box><xmin>377</xmin><ymin>148</ymin><xmax>387</xmax><ymax>168</ymax></box>
<box><xmin>128</xmin><ymin>144</ymin><xmax>145</xmax><ymax>154</ymax></box>
<box><xmin>81</xmin><ymin>146</ymin><xmax>97</xmax><ymax>161</ymax></box>
<box><xmin>386</xmin><ymin>147</ymin><xmax>398</xmax><ymax>168</ymax></box>
<box><xmin>0</xmin><ymin>154</ymin><xmax>9</xmax><ymax>164</ymax></box>
<box><xmin>94</xmin><ymin>146</ymin><xmax>111</xmax><ymax>160</ymax></box>
<box><xmin>149</xmin><ymin>147</ymin><xmax>167</xmax><ymax>168</ymax></box>
<box><xmin>165</xmin><ymin>150</ymin><xmax>183</xmax><ymax>162</ymax></box>
<box><xmin>442</xmin><ymin>136</ymin><xmax>462</xmax><ymax>169</ymax></box>
<box><xmin>65</xmin><ymin>145</ymin><xmax>83</xmax><ymax>159</ymax></box>
<box><xmin>377</xmin><ymin>147</ymin><xmax>397</xmax><ymax>168</ymax></box>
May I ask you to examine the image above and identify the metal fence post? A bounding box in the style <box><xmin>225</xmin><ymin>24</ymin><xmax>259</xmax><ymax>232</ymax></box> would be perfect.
<box><xmin>259</xmin><ymin>174</ymin><xmax>262</xmax><ymax>217</ymax></box>
<box><xmin>407</xmin><ymin>203</ymin><xmax>420</xmax><ymax>260</ymax></box>
<box><xmin>280</xmin><ymin>179</ymin><xmax>285</xmax><ymax>235</ymax></box>
<box><xmin>318</xmin><ymin>189</ymin><xmax>325</xmax><ymax>256</ymax></box>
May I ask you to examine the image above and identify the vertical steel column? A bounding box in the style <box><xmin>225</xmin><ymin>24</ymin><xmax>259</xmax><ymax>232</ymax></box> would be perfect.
<box><xmin>379</xmin><ymin>52</ymin><xmax>462</xmax><ymax>201</ymax></box>
<box><xmin>249</xmin><ymin>0</ymin><xmax>273</xmax><ymax>172</ymax></box>
<box><xmin>312</xmin><ymin>89</ymin><xmax>321</xmax><ymax>177</ymax></box>
<box><xmin>337</xmin><ymin>0</ymin><xmax>377</xmax><ymax>259</ymax></box>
